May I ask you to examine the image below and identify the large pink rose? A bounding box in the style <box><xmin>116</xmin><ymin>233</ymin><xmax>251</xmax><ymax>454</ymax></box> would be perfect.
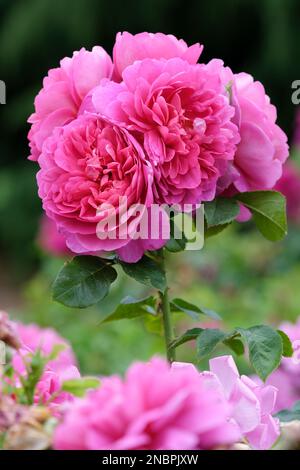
<box><xmin>90</xmin><ymin>58</ymin><xmax>239</xmax><ymax>207</ymax></box>
<box><xmin>28</xmin><ymin>46</ymin><xmax>113</xmax><ymax>161</ymax></box>
<box><xmin>37</xmin><ymin>113</ymin><xmax>167</xmax><ymax>261</ymax></box>
<box><xmin>54</xmin><ymin>357</ymin><xmax>239</xmax><ymax>450</ymax></box>
<box><xmin>221</xmin><ymin>70</ymin><xmax>289</xmax><ymax>193</ymax></box>
<box><xmin>113</xmin><ymin>31</ymin><xmax>203</xmax><ymax>80</ymax></box>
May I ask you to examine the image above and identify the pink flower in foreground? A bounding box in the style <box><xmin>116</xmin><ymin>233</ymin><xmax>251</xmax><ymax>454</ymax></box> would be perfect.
<box><xmin>275</xmin><ymin>162</ymin><xmax>300</xmax><ymax>224</ymax></box>
<box><xmin>11</xmin><ymin>322</ymin><xmax>79</xmax><ymax>413</ymax></box>
<box><xmin>113</xmin><ymin>31</ymin><xmax>203</xmax><ymax>80</ymax></box>
<box><xmin>28</xmin><ymin>46</ymin><xmax>113</xmax><ymax>161</ymax></box>
<box><xmin>54</xmin><ymin>358</ymin><xmax>239</xmax><ymax>450</ymax></box>
<box><xmin>200</xmin><ymin>356</ymin><xmax>280</xmax><ymax>450</ymax></box>
<box><xmin>89</xmin><ymin>58</ymin><xmax>240</xmax><ymax>207</ymax></box>
<box><xmin>221</xmin><ymin>70</ymin><xmax>289</xmax><ymax>194</ymax></box>
<box><xmin>38</xmin><ymin>215</ymin><xmax>71</xmax><ymax>257</ymax></box>
<box><xmin>263</xmin><ymin>318</ymin><xmax>300</xmax><ymax>412</ymax></box>
<box><xmin>37</xmin><ymin>113</ymin><xmax>167</xmax><ymax>261</ymax></box>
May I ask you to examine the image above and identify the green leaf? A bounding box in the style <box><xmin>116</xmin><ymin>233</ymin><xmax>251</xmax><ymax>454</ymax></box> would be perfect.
<box><xmin>52</xmin><ymin>256</ymin><xmax>117</xmax><ymax>308</ymax></box>
<box><xmin>170</xmin><ymin>328</ymin><xmax>203</xmax><ymax>350</ymax></box>
<box><xmin>235</xmin><ymin>191</ymin><xmax>287</xmax><ymax>241</ymax></box>
<box><xmin>62</xmin><ymin>377</ymin><xmax>100</xmax><ymax>397</ymax></box>
<box><xmin>102</xmin><ymin>296</ymin><xmax>156</xmax><ymax>323</ymax></box>
<box><xmin>170</xmin><ymin>298</ymin><xmax>221</xmax><ymax>320</ymax></box>
<box><xmin>276</xmin><ymin>401</ymin><xmax>300</xmax><ymax>422</ymax></box>
<box><xmin>165</xmin><ymin>218</ymin><xmax>187</xmax><ymax>252</ymax></box>
<box><xmin>197</xmin><ymin>329</ymin><xmax>227</xmax><ymax>360</ymax></box>
<box><xmin>205</xmin><ymin>198</ymin><xmax>239</xmax><ymax>227</ymax></box>
<box><xmin>277</xmin><ymin>330</ymin><xmax>293</xmax><ymax>357</ymax></box>
<box><xmin>205</xmin><ymin>222</ymin><xmax>232</xmax><ymax>238</ymax></box>
<box><xmin>236</xmin><ymin>326</ymin><xmax>283</xmax><ymax>381</ymax></box>
<box><xmin>223</xmin><ymin>337</ymin><xmax>245</xmax><ymax>356</ymax></box>
<box><xmin>119</xmin><ymin>255</ymin><xmax>166</xmax><ymax>291</ymax></box>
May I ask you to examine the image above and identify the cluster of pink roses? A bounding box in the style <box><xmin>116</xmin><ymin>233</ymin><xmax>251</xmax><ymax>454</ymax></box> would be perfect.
<box><xmin>28</xmin><ymin>32</ymin><xmax>289</xmax><ymax>262</ymax></box>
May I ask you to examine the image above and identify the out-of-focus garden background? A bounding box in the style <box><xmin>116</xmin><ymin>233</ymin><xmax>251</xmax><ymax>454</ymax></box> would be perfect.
<box><xmin>0</xmin><ymin>0</ymin><xmax>300</xmax><ymax>375</ymax></box>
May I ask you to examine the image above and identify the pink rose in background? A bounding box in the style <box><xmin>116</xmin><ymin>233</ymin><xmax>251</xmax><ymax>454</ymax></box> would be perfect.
<box><xmin>91</xmin><ymin>58</ymin><xmax>239</xmax><ymax>207</ymax></box>
<box><xmin>225</xmin><ymin>72</ymin><xmax>289</xmax><ymax>193</ymax></box>
<box><xmin>263</xmin><ymin>318</ymin><xmax>300</xmax><ymax>413</ymax></box>
<box><xmin>28</xmin><ymin>46</ymin><xmax>113</xmax><ymax>161</ymax></box>
<box><xmin>113</xmin><ymin>31</ymin><xmax>203</xmax><ymax>80</ymax></box>
<box><xmin>54</xmin><ymin>357</ymin><xmax>239</xmax><ymax>450</ymax></box>
<box><xmin>37</xmin><ymin>113</ymin><xmax>167</xmax><ymax>261</ymax></box>
<box><xmin>38</xmin><ymin>215</ymin><xmax>71</xmax><ymax>257</ymax></box>
<box><xmin>293</xmin><ymin>108</ymin><xmax>300</xmax><ymax>148</ymax></box>
<box><xmin>201</xmin><ymin>356</ymin><xmax>280</xmax><ymax>450</ymax></box>
<box><xmin>275</xmin><ymin>162</ymin><xmax>300</xmax><ymax>224</ymax></box>
<box><xmin>11</xmin><ymin>321</ymin><xmax>79</xmax><ymax>414</ymax></box>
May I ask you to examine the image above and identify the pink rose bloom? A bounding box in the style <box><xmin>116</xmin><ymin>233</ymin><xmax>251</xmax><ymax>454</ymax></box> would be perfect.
<box><xmin>113</xmin><ymin>31</ymin><xmax>203</xmax><ymax>80</ymax></box>
<box><xmin>200</xmin><ymin>356</ymin><xmax>280</xmax><ymax>450</ymax></box>
<box><xmin>36</xmin><ymin>113</ymin><xmax>167</xmax><ymax>262</ymax></box>
<box><xmin>38</xmin><ymin>215</ymin><xmax>71</xmax><ymax>257</ymax></box>
<box><xmin>221</xmin><ymin>70</ymin><xmax>289</xmax><ymax>194</ymax></box>
<box><xmin>263</xmin><ymin>318</ymin><xmax>300</xmax><ymax>412</ymax></box>
<box><xmin>90</xmin><ymin>58</ymin><xmax>240</xmax><ymax>207</ymax></box>
<box><xmin>28</xmin><ymin>46</ymin><xmax>113</xmax><ymax>161</ymax></box>
<box><xmin>11</xmin><ymin>322</ymin><xmax>79</xmax><ymax>414</ymax></box>
<box><xmin>275</xmin><ymin>162</ymin><xmax>300</xmax><ymax>224</ymax></box>
<box><xmin>54</xmin><ymin>357</ymin><xmax>239</xmax><ymax>450</ymax></box>
<box><xmin>13</xmin><ymin>322</ymin><xmax>76</xmax><ymax>368</ymax></box>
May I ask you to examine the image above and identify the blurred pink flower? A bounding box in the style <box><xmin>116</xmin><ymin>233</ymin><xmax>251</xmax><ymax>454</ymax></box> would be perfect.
<box><xmin>28</xmin><ymin>47</ymin><xmax>113</xmax><ymax>161</ymax></box>
<box><xmin>275</xmin><ymin>162</ymin><xmax>300</xmax><ymax>224</ymax></box>
<box><xmin>11</xmin><ymin>322</ymin><xmax>79</xmax><ymax>413</ymax></box>
<box><xmin>37</xmin><ymin>113</ymin><xmax>167</xmax><ymax>262</ymax></box>
<box><xmin>113</xmin><ymin>31</ymin><xmax>203</xmax><ymax>80</ymax></box>
<box><xmin>263</xmin><ymin>318</ymin><xmax>300</xmax><ymax>413</ymax></box>
<box><xmin>200</xmin><ymin>356</ymin><xmax>280</xmax><ymax>450</ymax></box>
<box><xmin>54</xmin><ymin>357</ymin><xmax>239</xmax><ymax>450</ymax></box>
<box><xmin>90</xmin><ymin>58</ymin><xmax>240</xmax><ymax>207</ymax></box>
<box><xmin>38</xmin><ymin>215</ymin><xmax>70</xmax><ymax>257</ymax></box>
<box><xmin>293</xmin><ymin>108</ymin><xmax>300</xmax><ymax>148</ymax></box>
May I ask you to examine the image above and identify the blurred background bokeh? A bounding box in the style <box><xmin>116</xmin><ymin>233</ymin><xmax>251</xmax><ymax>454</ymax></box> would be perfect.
<box><xmin>0</xmin><ymin>0</ymin><xmax>299</xmax><ymax>375</ymax></box>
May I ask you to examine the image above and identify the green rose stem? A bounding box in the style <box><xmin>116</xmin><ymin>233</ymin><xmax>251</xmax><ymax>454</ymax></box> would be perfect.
<box><xmin>158</xmin><ymin>250</ymin><xmax>176</xmax><ymax>363</ymax></box>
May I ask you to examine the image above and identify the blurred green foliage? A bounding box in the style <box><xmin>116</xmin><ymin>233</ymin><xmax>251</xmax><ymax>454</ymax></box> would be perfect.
<box><xmin>0</xmin><ymin>0</ymin><xmax>299</xmax><ymax>276</ymax></box>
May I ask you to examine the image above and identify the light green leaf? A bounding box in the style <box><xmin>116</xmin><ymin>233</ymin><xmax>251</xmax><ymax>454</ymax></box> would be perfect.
<box><xmin>62</xmin><ymin>377</ymin><xmax>100</xmax><ymax>397</ymax></box>
<box><xmin>52</xmin><ymin>256</ymin><xmax>117</xmax><ymax>308</ymax></box>
<box><xmin>235</xmin><ymin>191</ymin><xmax>287</xmax><ymax>241</ymax></box>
